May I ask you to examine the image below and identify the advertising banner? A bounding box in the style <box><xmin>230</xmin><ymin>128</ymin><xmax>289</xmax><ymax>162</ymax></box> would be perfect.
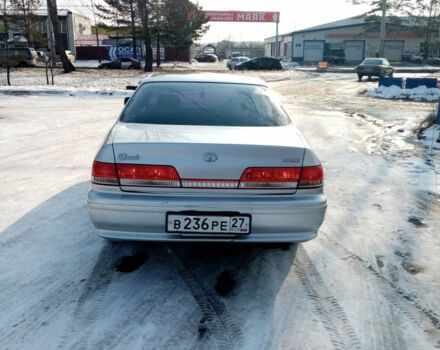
<box><xmin>190</xmin><ymin>11</ymin><xmax>280</xmax><ymax>23</ymax></box>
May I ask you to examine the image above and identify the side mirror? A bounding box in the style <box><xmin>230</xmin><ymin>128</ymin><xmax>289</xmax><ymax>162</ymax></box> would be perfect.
<box><xmin>124</xmin><ymin>97</ymin><xmax>130</xmax><ymax>105</ymax></box>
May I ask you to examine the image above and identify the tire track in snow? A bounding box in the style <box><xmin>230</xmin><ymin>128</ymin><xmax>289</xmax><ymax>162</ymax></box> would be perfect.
<box><xmin>295</xmin><ymin>245</ymin><xmax>362</xmax><ymax>350</ymax></box>
<box><xmin>320</xmin><ymin>235</ymin><xmax>440</xmax><ymax>344</ymax></box>
<box><xmin>56</xmin><ymin>243</ymin><xmax>120</xmax><ymax>350</ymax></box>
<box><xmin>167</xmin><ymin>246</ymin><xmax>244</xmax><ymax>350</ymax></box>
<box><xmin>324</xmin><ymin>234</ymin><xmax>440</xmax><ymax>334</ymax></box>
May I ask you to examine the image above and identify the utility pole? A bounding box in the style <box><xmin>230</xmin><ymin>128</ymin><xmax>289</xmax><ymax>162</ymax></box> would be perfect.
<box><xmin>379</xmin><ymin>0</ymin><xmax>387</xmax><ymax>57</ymax></box>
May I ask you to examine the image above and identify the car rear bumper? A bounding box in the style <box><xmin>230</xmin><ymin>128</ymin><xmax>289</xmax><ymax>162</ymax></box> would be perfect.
<box><xmin>87</xmin><ymin>189</ymin><xmax>327</xmax><ymax>243</ymax></box>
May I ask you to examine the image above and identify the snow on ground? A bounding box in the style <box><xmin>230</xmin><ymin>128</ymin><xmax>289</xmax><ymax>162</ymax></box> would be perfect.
<box><xmin>0</xmin><ymin>67</ymin><xmax>149</xmax><ymax>90</ymax></box>
<box><xmin>367</xmin><ymin>85</ymin><xmax>440</xmax><ymax>102</ymax></box>
<box><xmin>0</xmin><ymin>85</ymin><xmax>131</xmax><ymax>98</ymax></box>
<box><xmin>280</xmin><ymin>61</ymin><xmax>299</xmax><ymax>69</ymax></box>
<box><xmin>420</xmin><ymin>124</ymin><xmax>440</xmax><ymax>150</ymax></box>
<box><xmin>0</xmin><ymin>70</ymin><xmax>439</xmax><ymax>349</ymax></box>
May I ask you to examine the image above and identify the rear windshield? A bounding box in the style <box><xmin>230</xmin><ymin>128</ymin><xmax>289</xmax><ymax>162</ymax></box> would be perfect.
<box><xmin>121</xmin><ymin>82</ymin><xmax>291</xmax><ymax>127</ymax></box>
<box><xmin>362</xmin><ymin>59</ymin><xmax>384</xmax><ymax>65</ymax></box>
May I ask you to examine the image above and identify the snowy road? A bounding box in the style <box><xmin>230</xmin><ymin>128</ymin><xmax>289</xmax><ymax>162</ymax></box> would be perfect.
<box><xmin>0</xmin><ymin>72</ymin><xmax>439</xmax><ymax>350</ymax></box>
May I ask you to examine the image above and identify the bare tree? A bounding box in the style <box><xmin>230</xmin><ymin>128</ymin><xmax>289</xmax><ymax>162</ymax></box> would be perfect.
<box><xmin>399</xmin><ymin>0</ymin><xmax>440</xmax><ymax>58</ymax></box>
<box><xmin>150</xmin><ymin>0</ymin><xmax>164</xmax><ymax>67</ymax></box>
<box><xmin>46</xmin><ymin>0</ymin><xmax>75</xmax><ymax>72</ymax></box>
<box><xmin>10</xmin><ymin>0</ymin><xmax>42</xmax><ymax>47</ymax></box>
<box><xmin>2</xmin><ymin>0</ymin><xmax>12</xmax><ymax>85</ymax></box>
<box><xmin>37</xmin><ymin>52</ymin><xmax>53</xmax><ymax>84</ymax></box>
<box><xmin>137</xmin><ymin>0</ymin><xmax>152</xmax><ymax>71</ymax></box>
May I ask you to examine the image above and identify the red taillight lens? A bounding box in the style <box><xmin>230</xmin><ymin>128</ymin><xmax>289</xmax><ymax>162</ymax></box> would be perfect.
<box><xmin>91</xmin><ymin>161</ymin><xmax>118</xmax><ymax>185</ymax></box>
<box><xmin>239</xmin><ymin>167</ymin><xmax>301</xmax><ymax>189</ymax></box>
<box><xmin>298</xmin><ymin>165</ymin><xmax>323</xmax><ymax>188</ymax></box>
<box><xmin>116</xmin><ymin>164</ymin><xmax>181</xmax><ymax>187</ymax></box>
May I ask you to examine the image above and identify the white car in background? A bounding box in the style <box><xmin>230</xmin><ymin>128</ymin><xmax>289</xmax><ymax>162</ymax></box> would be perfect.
<box><xmin>227</xmin><ymin>56</ymin><xmax>250</xmax><ymax>70</ymax></box>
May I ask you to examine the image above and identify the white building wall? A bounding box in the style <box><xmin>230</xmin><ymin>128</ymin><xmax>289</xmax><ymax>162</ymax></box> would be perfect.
<box><xmin>72</xmin><ymin>14</ymin><xmax>92</xmax><ymax>37</ymax></box>
<box><xmin>265</xmin><ymin>33</ymin><xmax>292</xmax><ymax>60</ymax></box>
<box><xmin>291</xmin><ymin>24</ymin><xmax>422</xmax><ymax>62</ymax></box>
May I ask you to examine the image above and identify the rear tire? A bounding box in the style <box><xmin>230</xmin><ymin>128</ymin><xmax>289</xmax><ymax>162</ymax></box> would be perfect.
<box><xmin>279</xmin><ymin>243</ymin><xmax>292</xmax><ymax>251</ymax></box>
<box><xmin>368</xmin><ymin>75</ymin><xmax>372</xmax><ymax>81</ymax></box>
<box><xmin>358</xmin><ymin>74</ymin><xmax>363</xmax><ymax>81</ymax></box>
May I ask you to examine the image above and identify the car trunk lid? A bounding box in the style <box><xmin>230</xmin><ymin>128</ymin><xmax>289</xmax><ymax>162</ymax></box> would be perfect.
<box><xmin>111</xmin><ymin>123</ymin><xmax>308</xmax><ymax>194</ymax></box>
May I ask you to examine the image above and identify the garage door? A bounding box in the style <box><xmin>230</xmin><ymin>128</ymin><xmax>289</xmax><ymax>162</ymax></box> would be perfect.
<box><xmin>384</xmin><ymin>41</ymin><xmax>404</xmax><ymax>62</ymax></box>
<box><xmin>344</xmin><ymin>40</ymin><xmax>364</xmax><ymax>62</ymax></box>
<box><xmin>304</xmin><ymin>41</ymin><xmax>324</xmax><ymax>62</ymax></box>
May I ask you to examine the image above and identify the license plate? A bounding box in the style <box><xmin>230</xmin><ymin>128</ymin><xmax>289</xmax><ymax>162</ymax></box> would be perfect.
<box><xmin>166</xmin><ymin>213</ymin><xmax>251</xmax><ymax>235</ymax></box>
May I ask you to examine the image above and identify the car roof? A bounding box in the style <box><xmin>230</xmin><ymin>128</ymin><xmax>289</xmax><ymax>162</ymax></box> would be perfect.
<box><xmin>141</xmin><ymin>73</ymin><xmax>267</xmax><ymax>86</ymax></box>
<box><xmin>363</xmin><ymin>57</ymin><xmax>387</xmax><ymax>61</ymax></box>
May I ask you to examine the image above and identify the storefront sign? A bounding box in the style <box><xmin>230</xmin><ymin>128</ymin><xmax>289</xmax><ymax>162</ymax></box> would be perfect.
<box><xmin>326</xmin><ymin>32</ymin><xmax>420</xmax><ymax>39</ymax></box>
<box><xmin>190</xmin><ymin>11</ymin><xmax>280</xmax><ymax>23</ymax></box>
<box><xmin>108</xmin><ymin>46</ymin><xmax>165</xmax><ymax>61</ymax></box>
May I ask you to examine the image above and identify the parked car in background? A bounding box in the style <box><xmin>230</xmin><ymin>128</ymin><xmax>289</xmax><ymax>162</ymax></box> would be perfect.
<box><xmin>236</xmin><ymin>57</ymin><xmax>283</xmax><ymax>71</ymax></box>
<box><xmin>227</xmin><ymin>56</ymin><xmax>250</xmax><ymax>70</ymax></box>
<box><xmin>324</xmin><ymin>50</ymin><xmax>345</xmax><ymax>64</ymax></box>
<box><xmin>355</xmin><ymin>58</ymin><xmax>394</xmax><ymax>81</ymax></box>
<box><xmin>87</xmin><ymin>73</ymin><xmax>327</xmax><ymax>243</ymax></box>
<box><xmin>0</xmin><ymin>47</ymin><xmax>38</xmax><ymax>67</ymax></box>
<box><xmin>99</xmin><ymin>57</ymin><xmax>142</xmax><ymax>69</ymax></box>
<box><xmin>194</xmin><ymin>54</ymin><xmax>217</xmax><ymax>62</ymax></box>
<box><xmin>36</xmin><ymin>50</ymin><xmax>46</xmax><ymax>58</ymax></box>
<box><xmin>410</xmin><ymin>55</ymin><xmax>424</xmax><ymax>64</ymax></box>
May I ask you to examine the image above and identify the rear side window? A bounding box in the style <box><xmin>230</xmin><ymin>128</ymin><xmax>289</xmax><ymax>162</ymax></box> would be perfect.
<box><xmin>362</xmin><ymin>59</ymin><xmax>383</xmax><ymax>65</ymax></box>
<box><xmin>121</xmin><ymin>82</ymin><xmax>291</xmax><ymax>127</ymax></box>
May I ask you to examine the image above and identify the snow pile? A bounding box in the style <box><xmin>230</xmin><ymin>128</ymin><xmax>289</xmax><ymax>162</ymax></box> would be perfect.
<box><xmin>419</xmin><ymin>124</ymin><xmax>440</xmax><ymax>150</ymax></box>
<box><xmin>0</xmin><ymin>85</ymin><xmax>132</xmax><ymax>98</ymax></box>
<box><xmin>367</xmin><ymin>85</ymin><xmax>440</xmax><ymax>102</ymax></box>
<box><xmin>281</xmin><ymin>61</ymin><xmax>299</xmax><ymax>69</ymax></box>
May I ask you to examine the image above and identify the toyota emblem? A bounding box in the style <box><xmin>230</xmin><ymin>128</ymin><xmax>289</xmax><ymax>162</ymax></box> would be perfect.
<box><xmin>203</xmin><ymin>152</ymin><xmax>218</xmax><ymax>163</ymax></box>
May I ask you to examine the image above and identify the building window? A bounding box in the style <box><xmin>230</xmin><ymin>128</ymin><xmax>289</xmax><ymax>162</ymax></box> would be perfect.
<box><xmin>59</xmin><ymin>19</ymin><xmax>67</xmax><ymax>33</ymax></box>
<box><xmin>35</xmin><ymin>20</ymin><xmax>46</xmax><ymax>33</ymax></box>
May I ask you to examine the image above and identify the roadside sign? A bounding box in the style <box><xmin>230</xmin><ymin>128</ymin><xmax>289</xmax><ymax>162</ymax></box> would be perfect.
<box><xmin>189</xmin><ymin>11</ymin><xmax>280</xmax><ymax>23</ymax></box>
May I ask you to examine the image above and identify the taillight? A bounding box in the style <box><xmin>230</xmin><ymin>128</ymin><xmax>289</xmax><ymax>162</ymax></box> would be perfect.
<box><xmin>239</xmin><ymin>167</ymin><xmax>301</xmax><ymax>189</ymax></box>
<box><xmin>298</xmin><ymin>165</ymin><xmax>323</xmax><ymax>188</ymax></box>
<box><xmin>116</xmin><ymin>164</ymin><xmax>181</xmax><ymax>187</ymax></box>
<box><xmin>91</xmin><ymin>161</ymin><xmax>118</xmax><ymax>185</ymax></box>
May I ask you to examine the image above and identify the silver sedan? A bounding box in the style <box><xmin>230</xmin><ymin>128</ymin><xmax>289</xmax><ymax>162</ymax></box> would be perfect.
<box><xmin>87</xmin><ymin>73</ymin><xmax>327</xmax><ymax>243</ymax></box>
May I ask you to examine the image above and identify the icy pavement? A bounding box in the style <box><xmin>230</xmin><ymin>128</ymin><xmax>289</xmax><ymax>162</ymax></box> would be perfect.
<box><xmin>0</xmin><ymin>71</ymin><xmax>439</xmax><ymax>349</ymax></box>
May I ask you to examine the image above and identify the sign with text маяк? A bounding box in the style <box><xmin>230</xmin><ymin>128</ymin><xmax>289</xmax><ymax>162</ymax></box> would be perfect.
<box><xmin>189</xmin><ymin>11</ymin><xmax>280</xmax><ymax>23</ymax></box>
